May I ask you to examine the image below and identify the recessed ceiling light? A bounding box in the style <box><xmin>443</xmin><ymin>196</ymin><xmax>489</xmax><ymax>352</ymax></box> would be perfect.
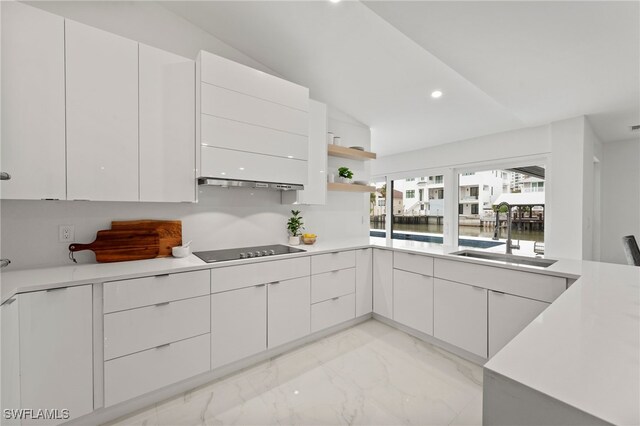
<box><xmin>287</xmin><ymin>155</ymin><xmax>294</xmax><ymax>159</ymax></box>
<box><xmin>329</xmin><ymin>0</ymin><xmax>342</xmax><ymax>3</ymax></box>
<box><xmin>220</xmin><ymin>172</ymin><xmax>226</xmax><ymax>176</ymax></box>
<box><xmin>238</xmin><ymin>167</ymin><xmax>245</xmax><ymax>170</ymax></box>
<box><xmin>431</xmin><ymin>90</ymin><xmax>443</xmax><ymax>99</ymax></box>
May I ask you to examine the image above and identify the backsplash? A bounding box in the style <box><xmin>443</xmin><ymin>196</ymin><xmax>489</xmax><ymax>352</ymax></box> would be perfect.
<box><xmin>0</xmin><ymin>188</ymin><xmax>369</xmax><ymax>270</ymax></box>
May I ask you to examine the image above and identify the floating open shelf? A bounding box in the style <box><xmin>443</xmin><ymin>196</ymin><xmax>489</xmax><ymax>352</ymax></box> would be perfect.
<box><xmin>327</xmin><ymin>145</ymin><xmax>377</xmax><ymax>161</ymax></box>
<box><xmin>327</xmin><ymin>182</ymin><xmax>376</xmax><ymax>193</ymax></box>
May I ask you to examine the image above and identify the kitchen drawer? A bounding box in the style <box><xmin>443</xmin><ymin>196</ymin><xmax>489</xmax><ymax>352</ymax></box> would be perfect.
<box><xmin>201</xmin><ymin>84</ymin><xmax>308</xmax><ymax>136</ymax></box>
<box><xmin>104</xmin><ymin>295</ymin><xmax>210</xmax><ymax>360</ymax></box>
<box><xmin>211</xmin><ymin>256</ymin><xmax>310</xmax><ymax>293</ymax></box>
<box><xmin>201</xmin><ymin>146</ymin><xmax>308</xmax><ymax>186</ymax></box>
<box><xmin>104</xmin><ymin>270</ymin><xmax>210</xmax><ymax>313</ymax></box>
<box><xmin>199</xmin><ymin>51</ymin><xmax>308</xmax><ymax>111</ymax></box>
<box><xmin>434</xmin><ymin>258</ymin><xmax>566</xmax><ymax>303</ymax></box>
<box><xmin>104</xmin><ymin>333</ymin><xmax>210</xmax><ymax>407</ymax></box>
<box><xmin>311</xmin><ymin>293</ymin><xmax>355</xmax><ymax>333</ymax></box>
<box><xmin>201</xmin><ymin>110</ymin><xmax>308</xmax><ymax>160</ymax></box>
<box><xmin>394</xmin><ymin>251</ymin><xmax>434</xmax><ymax>276</ymax></box>
<box><xmin>311</xmin><ymin>268</ymin><xmax>356</xmax><ymax>303</ymax></box>
<box><xmin>311</xmin><ymin>250</ymin><xmax>356</xmax><ymax>275</ymax></box>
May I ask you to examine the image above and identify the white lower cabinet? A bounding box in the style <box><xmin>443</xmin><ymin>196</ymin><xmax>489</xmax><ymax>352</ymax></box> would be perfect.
<box><xmin>211</xmin><ymin>285</ymin><xmax>267</xmax><ymax>369</ymax></box>
<box><xmin>373</xmin><ymin>249</ymin><xmax>394</xmax><ymax>318</ymax></box>
<box><xmin>104</xmin><ymin>334</ymin><xmax>210</xmax><ymax>407</ymax></box>
<box><xmin>311</xmin><ymin>293</ymin><xmax>356</xmax><ymax>333</ymax></box>
<box><xmin>434</xmin><ymin>278</ymin><xmax>488</xmax><ymax>358</ymax></box>
<box><xmin>268</xmin><ymin>277</ymin><xmax>311</xmax><ymax>348</ymax></box>
<box><xmin>355</xmin><ymin>248</ymin><xmax>373</xmax><ymax>317</ymax></box>
<box><xmin>1</xmin><ymin>297</ymin><xmax>21</xmax><ymax>426</ymax></box>
<box><xmin>488</xmin><ymin>291</ymin><xmax>549</xmax><ymax>357</ymax></box>
<box><xmin>311</xmin><ymin>268</ymin><xmax>355</xmax><ymax>304</ymax></box>
<box><xmin>393</xmin><ymin>269</ymin><xmax>434</xmax><ymax>335</ymax></box>
<box><xmin>17</xmin><ymin>286</ymin><xmax>94</xmax><ymax>424</ymax></box>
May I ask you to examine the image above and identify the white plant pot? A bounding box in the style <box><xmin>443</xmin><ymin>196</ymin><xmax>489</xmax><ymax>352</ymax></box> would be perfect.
<box><xmin>338</xmin><ymin>177</ymin><xmax>353</xmax><ymax>184</ymax></box>
<box><xmin>289</xmin><ymin>236</ymin><xmax>301</xmax><ymax>246</ymax></box>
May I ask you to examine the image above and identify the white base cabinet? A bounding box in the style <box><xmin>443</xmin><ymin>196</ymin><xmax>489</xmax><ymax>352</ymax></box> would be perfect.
<box><xmin>393</xmin><ymin>269</ymin><xmax>434</xmax><ymax>335</ymax></box>
<box><xmin>355</xmin><ymin>248</ymin><xmax>373</xmax><ymax>317</ymax></box>
<box><xmin>268</xmin><ymin>277</ymin><xmax>311</xmax><ymax>348</ymax></box>
<box><xmin>373</xmin><ymin>249</ymin><xmax>394</xmax><ymax>319</ymax></box>
<box><xmin>17</xmin><ymin>286</ymin><xmax>94</xmax><ymax>424</ymax></box>
<box><xmin>488</xmin><ymin>291</ymin><xmax>549</xmax><ymax>357</ymax></box>
<box><xmin>211</xmin><ymin>286</ymin><xmax>267</xmax><ymax>369</ymax></box>
<box><xmin>434</xmin><ymin>278</ymin><xmax>488</xmax><ymax>358</ymax></box>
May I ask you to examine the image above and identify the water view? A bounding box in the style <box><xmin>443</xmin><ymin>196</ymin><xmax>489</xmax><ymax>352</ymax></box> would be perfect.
<box><xmin>370</xmin><ymin>222</ymin><xmax>545</xmax><ymax>243</ymax></box>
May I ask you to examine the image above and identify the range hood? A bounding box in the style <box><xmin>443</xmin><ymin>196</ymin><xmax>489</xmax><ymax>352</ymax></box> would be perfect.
<box><xmin>198</xmin><ymin>177</ymin><xmax>303</xmax><ymax>191</ymax></box>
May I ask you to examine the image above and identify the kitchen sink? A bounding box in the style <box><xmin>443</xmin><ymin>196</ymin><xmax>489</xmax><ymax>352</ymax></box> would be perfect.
<box><xmin>452</xmin><ymin>250</ymin><xmax>558</xmax><ymax>268</ymax></box>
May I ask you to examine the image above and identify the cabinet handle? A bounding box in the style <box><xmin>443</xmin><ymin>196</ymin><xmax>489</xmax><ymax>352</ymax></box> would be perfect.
<box><xmin>255</xmin><ymin>284</ymin><xmax>266</xmax><ymax>288</ymax></box>
<box><xmin>5</xmin><ymin>298</ymin><xmax>16</xmax><ymax>305</ymax></box>
<box><xmin>155</xmin><ymin>274</ymin><xmax>170</xmax><ymax>278</ymax></box>
<box><xmin>269</xmin><ymin>281</ymin><xmax>280</xmax><ymax>285</ymax></box>
<box><xmin>492</xmin><ymin>290</ymin><xmax>505</xmax><ymax>295</ymax></box>
<box><xmin>155</xmin><ymin>343</ymin><xmax>171</xmax><ymax>350</ymax></box>
<box><xmin>0</xmin><ymin>172</ymin><xmax>11</xmax><ymax>180</ymax></box>
<box><xmin>471</xmin><ymin>286</ymin><xmax>484</xmax><ymax>291</ymax></box>
<box><xmin>331</xmin><ymin>251</ymin><xmax>340</xmax><ymax>254</ymax></box>
<box><xmin>330</xmin><ymin>270</ymin><xmax>340</xmax><ymax>273</ymax></box>
<box><xmin>155</xmin><ymin>301</ymin><xmax>170</xmax><ymax>307</ymax></box>
<box><xmin>46</xmin><ymin>287</ymin><xmax>67</xmax><ymax>292</ymax></box>
<box><xmin>331</xmin><ymin>296</ymin><xmax>340</xmax><ymax>301</ymax></box>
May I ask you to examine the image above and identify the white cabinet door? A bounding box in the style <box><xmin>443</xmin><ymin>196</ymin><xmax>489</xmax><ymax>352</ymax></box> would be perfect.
<box><xmin>1</xmin><ymin>2</ymin><xmax>66</xmax><ymax>200</ymax></box>
<box><xmin>19</xmin><ymin>286</ymin><xmax>93</xmax><ymax>424</ymax></box>
<box><xmin>65</xmin><ymin>20</ymin><xmax>138</xmax><ymax>201</ymax></box>
<box><xmin>139</xmin><ymin>44</ymin><xmax>195</xmax><ymax>202</ymax></box>
<box><xmin>373</xmin><ymin>249</ymin><xmax>393</xmax><ymax>319</ymax></box>
<box><xmin>488</xmin><ymin>291</ymin><xmax>549</xmax><ymax>357</ymax></box>
<box><xmin>393</xmin><ymin>269</ymin><xmax>434</xmax><ymax>335</ymax></box>
<box><xmin>211</xmin><ymin>285</ymin><xmax>266</xmax><ymax>369</ymax></box>
<box><xmin>268</xmin><ymin>277</ymin><xmax>310</xmax><ymax>348</ymax></box>
<box><xmin>434</xmin><ymin>278</ymin><xmax>488</xmax><ymax>358</ymax></box>
<box><xmin>355</xmin><ymin>248</ymin><xmax>373</xmax><ymax>317</ymax></box>
<box><xmin>282</xmin><ymin>99</ymin><xmax>327</xmax><ymax>205</ymax></box>
<box><xmin>1</xmin><ymin>298</ymin><xmax>21</xmax><ymax>426</ymax></box>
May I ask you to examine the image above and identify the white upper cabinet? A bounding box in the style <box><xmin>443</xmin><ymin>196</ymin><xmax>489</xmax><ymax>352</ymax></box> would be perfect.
<box><xmin>139</xmin><ymin>44</ymin><xmax>196</xmax><ymax>202</ymax></box>
<box><xmin>1</xmin><ymin>2</ymin><xmax>66</xmax><ymax>200</ymax></box>
<box><xmin>282</xmin><ymin>99</ymin><xmax>328</xmax><ymax>205</ymax></box>
<box><xmin>197</xmin><ymin>50</ymin><xmax>309</xmax><ymax>185</ymax></box>
<box><xmin>65</xmin><ymin>20</ymin><xmax>139</xmax><ymax>201</ymax></box>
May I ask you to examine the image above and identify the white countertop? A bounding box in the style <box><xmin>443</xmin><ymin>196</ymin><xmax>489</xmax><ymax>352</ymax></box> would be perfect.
<box><xmin>484</xmin><ymin>260</ymin><xmax>640</xmax><ymax>425</ymax></box>
<box><xmin>1</xmin><ymin>236</ymin><xmax>637</xmax><ymax>424</ymax></box>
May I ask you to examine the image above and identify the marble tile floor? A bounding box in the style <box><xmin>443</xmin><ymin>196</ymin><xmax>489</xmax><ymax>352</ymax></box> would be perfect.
<box><xmin>107</xmin><ymin>320</ymin><xmax>483</xmax><ymax>426</ymax></box>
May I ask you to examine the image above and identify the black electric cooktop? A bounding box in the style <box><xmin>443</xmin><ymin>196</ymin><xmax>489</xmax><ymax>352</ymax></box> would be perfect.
<box><xmin>193</xmin><ymin>244</ymin><xmax>306</xmax><ymax>263</ymax></box>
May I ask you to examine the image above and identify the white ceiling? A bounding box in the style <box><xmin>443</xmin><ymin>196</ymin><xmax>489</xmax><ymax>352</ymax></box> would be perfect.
<box><xmin>161</xmin><ymin>1</ymin><xmax>640</xmax><ymax>156</ymax></box>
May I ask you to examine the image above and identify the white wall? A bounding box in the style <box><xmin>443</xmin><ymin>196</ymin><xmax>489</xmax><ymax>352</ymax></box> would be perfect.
<box><xmin>600</xmin><ymin>138</ymin><xmax>640</xmax><ymax>264</ymax></box>
<box><xmin>0</xmin><ymin>1</ymin><xmax>371</xmax><ymax>269</ymax></box>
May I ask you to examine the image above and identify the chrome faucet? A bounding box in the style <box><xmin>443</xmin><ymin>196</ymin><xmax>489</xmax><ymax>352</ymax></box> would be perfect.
<box><xmin>493</xmin><ymin>202</ymin><xmax>520</xmax><ymax>254</ymax></box>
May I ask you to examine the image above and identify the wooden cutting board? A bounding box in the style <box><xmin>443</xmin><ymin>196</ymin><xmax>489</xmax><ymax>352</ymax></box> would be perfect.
<box><xmin>69</xmin><ymin>230</ymin><xmax>160</xmax><ymax>263</ymax></box>
<box><xmin>111</xmin><ymin>220</ymin><xmax>182</xmax><ymax>257</ymax></box>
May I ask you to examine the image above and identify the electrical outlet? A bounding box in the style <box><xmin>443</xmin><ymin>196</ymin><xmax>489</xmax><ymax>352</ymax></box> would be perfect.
<box><xmin>59</xmin><ymin>225</ymin><xmax>75</xmax><ymax>243</ymax></box>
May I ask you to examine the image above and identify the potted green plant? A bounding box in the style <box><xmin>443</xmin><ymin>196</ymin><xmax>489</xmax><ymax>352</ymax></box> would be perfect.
<box><xmin>338</xmin><ymin>167</ymin><xmax>354</xmax><ymax>184</ymax></box>
<box><xmin>286</xmin><ymin>210</ymin><xmax>304</xmax><ymax>245</ymax></box>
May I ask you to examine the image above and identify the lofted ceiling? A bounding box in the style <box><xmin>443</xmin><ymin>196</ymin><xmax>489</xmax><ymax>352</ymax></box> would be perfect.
<box><xmin>161</xmin><ymin>1</ymin><xmax>640</xmax><ymax>156</ymax></box>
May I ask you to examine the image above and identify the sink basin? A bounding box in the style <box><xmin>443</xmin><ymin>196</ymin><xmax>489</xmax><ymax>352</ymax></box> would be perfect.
<box><xmin>452</xmin><ymin>250</ymin><xmax>558</xmax><ymax>268</ymax></box>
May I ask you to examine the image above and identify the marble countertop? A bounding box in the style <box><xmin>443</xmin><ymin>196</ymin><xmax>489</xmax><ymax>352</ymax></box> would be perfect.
<box><xmin>1</xmin><ymin>236</ymin><xmax>638</xmax><ymax>424</ymax></box>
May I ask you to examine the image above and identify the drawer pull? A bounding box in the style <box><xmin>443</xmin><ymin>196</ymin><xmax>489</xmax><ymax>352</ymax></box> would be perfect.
<box><xmin>255</xmin><ymin>284</ymin><xmax>266</xmax><ymax>288</ymax></box>
<box><xmin>155</xmin><ymin>343</ymin><xmax>171</xmax><ymax>350</ymax></box>
<box><xmin>155</xmin><ymin>301</ymin><xmax>170</xmax><ymax>307</ymax></box>
<box><xmin>5</xmin><ymin>298</ymin><xmax>16</xmax><ymax>305</ymax></box>
<box><xmin>492</xmin><ymin>290</ymin><xmax>505</xmax><ymax>295</ymax></box>
<box><xmin>155</xmin><ymin>274</ymin><xmax>170</xmax><ymax>278</ymax></box>
<box><xmin>46</xmin><ymin>287</ymin><xmax>67</xmax><ymax>292</ymax></box>
<box><xmin>331</xmin><ymin>296</ymin><xmax>340</xmax><ymax>301</ymax></box>
<box><xmin>472</xmin><ymin>286</ymin><xmax>484</xmax><ymax>291</ymax></box>
<box><xmin>331</xmin><ymin>270</ymin><xmax>341</xmax><ymax>274</ymax></box>
<box><xmin>270</xmin><ymin>281</ymin><xmax>280</xmax><ymax>285</ymax></box>
<box><xmin>331</xmin><ymin>251</ymin><xmax>340</xmax><ymax>254</ymax></box>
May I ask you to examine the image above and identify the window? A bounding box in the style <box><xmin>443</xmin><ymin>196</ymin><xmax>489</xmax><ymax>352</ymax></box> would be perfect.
<box><xmin>386</xmin><ymin>175</ymin><xmax>445</xmax><ymax>244</ymax></box>
<box><xmin>369</xmin><ymin>181</ymin><xmax>387</xmax><ymax>237</ymax></box>
<box><xmin>457</xmin><ymin>167</ymin><xmax>545</xmax><ymax>256</ymax></box>
<box><xmin>378</xmin><ymin>199</ymin><xmax>386</xmax><ymax>206</ymax></box>
<box><xmin>434</xmin><ymin>175</ymin><xmax>443</xmax><ymax>184</ymax></box>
